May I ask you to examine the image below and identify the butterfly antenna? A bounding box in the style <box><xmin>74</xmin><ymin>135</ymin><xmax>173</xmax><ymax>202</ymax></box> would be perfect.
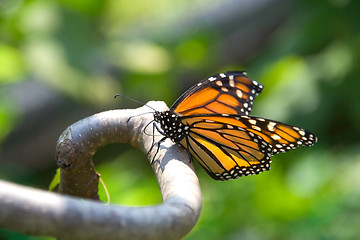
<box><xmin>114</xmin><ymin>93</ymin><xmax>156</xmax><ymax>112</ymax></box>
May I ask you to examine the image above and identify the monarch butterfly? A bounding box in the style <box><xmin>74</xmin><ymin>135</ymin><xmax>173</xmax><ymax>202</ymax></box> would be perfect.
<box><xmin>151</xmin><ymin>71</ymin><xmax>317</xmax><ymax>180</ymax></box>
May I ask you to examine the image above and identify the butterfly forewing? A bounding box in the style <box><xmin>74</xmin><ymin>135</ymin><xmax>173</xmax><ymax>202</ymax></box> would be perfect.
<box><xmin>236</xmin><ymin>115</ymin><xmax>317</xmax><ymax>154</ymax></box>
<box><xmin>178</xmin><ymin>114</ymin><xmax>317</xmax><ymax>180</ymax></box>
<box><xmin>171</xmin><ymin>71</ymin><xmax>263</xmax><ymax>116</ymax></box>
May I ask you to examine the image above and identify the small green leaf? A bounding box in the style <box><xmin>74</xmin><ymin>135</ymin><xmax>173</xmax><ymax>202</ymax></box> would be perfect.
<box><xmin>49</xmin><ymin>168</ymin><xmax>60</xmax><ymax>191</ymax></box>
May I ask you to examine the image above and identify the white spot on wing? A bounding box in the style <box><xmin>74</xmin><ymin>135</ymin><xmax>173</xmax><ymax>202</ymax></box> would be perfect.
<box><xmin>271</xmin><ymin>134</ymin><xmax>281</xmax><ymax>140</ymax></box>
<box><xmin>221</xmin><ymin>87</ymin><xmax>229</xmax><ymax>92</ymax></box>
<box><xmin>267</xmin><ymin>122</ymin><xmax>276</xmax><ymax>131</ymax></box>
<box><xmin>249</xmin><ymin>119</ymin><xmax>257</xmax><ymax>125</ymax></box>
<box><xmin>267</xmin><ymin>124</ymin><xmax>275</xmax><ymax>131</ymax></box>
<box><xmin>229</xmin><ymin>79</ymin><xmax>235</xmax><ymax>87</ymax></box>
<box><xmin>205</xmin><ymin>119</ymin><xmax>215</xmax><ymax>122</ymax></box>
<box><xmin>252</xmin><ymin>125</ymin><xmax>261</xmax><ymax>131</ymax></box>
<box><xmin>236</xmin><ymin>89</ymin><xmax>242</xmax><ymax>98</ymax></box>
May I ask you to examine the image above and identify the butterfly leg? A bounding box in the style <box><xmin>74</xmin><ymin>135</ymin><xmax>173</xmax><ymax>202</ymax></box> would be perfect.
<box><xmin>146</xmin><ymin>122</ymin><xmax>157</xmax><ymax>160</ymax></box>
<box><xmin>146</xmin><ymin>122</ymin><xmax>167</xmax><ymax>164</ymax></box>
<box><xmin>148</xmin><ymin>136</ymin><xmax>167</xmax><ymax>164</ymax></box>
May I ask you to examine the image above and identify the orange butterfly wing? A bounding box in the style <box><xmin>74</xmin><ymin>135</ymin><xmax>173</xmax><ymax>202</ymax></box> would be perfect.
<box><xmin>153</xmin><ymin>71</ymin><xmax>317</xmax><ymax>181</ymax></box>
<box><xmin>171</xmin><ymin>71</ymin><xmax>263</xmax><ymax>116</ymax></box>
<box><xmin>179</xmin><ymin>114</ymin><xmax>317</xmax><ymax>180</ymax></box>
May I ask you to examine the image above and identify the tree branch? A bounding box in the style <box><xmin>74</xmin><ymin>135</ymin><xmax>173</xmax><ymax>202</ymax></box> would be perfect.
<box><xmin>0</xmin><ymin>101</ymin><xmax>202</xmax><ymax>239</ymax></box>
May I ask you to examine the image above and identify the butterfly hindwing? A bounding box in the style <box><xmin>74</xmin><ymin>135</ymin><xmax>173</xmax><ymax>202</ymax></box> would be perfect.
<box><xmin>171</xmin><ymin>71</ymin><xmax>264</xmax><ymax>116</ymax></box>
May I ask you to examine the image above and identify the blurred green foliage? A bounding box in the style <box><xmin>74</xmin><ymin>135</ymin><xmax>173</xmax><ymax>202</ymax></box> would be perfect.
<box><xmin>1</xmin><ymin>0</ymin><xmax>360</xmax><ymax>239</ymax></box>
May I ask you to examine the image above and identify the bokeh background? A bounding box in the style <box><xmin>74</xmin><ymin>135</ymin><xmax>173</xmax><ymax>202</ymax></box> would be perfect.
<box><xmin>1</xmin><ymin>0</ymin><xmax>359</xmax><ymax>239</ymax></box>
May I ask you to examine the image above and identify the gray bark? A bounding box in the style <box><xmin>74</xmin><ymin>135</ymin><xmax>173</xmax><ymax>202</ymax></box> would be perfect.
<box><xmin>0</xmin><ymin>101</ymin><xmax>202</xmax><ymax>240</ymax></box>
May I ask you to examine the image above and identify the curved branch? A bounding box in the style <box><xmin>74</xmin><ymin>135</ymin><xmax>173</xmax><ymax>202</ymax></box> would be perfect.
<box><xmin>0</xmin><ymin>101</ymin><xmax>202</xmax><ymax>240</ymax></box>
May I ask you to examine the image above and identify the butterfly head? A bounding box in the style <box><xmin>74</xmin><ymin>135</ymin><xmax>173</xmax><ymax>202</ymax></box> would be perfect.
<box><xmin>153</xmin><ymin>111</ymin><xmax>188</xmax><ymax>143</ymax></box>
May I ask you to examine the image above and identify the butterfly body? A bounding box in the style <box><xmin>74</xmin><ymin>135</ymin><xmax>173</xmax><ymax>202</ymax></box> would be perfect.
<box><xmin>152</xmin><ymin>71</ymin><xmax>317</xmax><ymax>181</ymax></box>
<box><xmin>153</xmin><ymin>110</ymin><xmax>188</xmax><ymax>143</ymax></box>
